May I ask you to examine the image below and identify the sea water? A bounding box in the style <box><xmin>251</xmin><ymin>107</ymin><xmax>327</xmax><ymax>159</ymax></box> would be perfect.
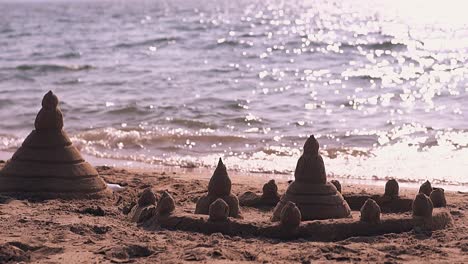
<box><xmin>0</xmin><ymin>0</ymin><xmax>467</xmax><ymax>188</ymax></box>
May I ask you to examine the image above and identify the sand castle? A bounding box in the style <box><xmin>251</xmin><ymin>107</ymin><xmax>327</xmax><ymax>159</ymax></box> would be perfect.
<box><xmin>239</xmin><ymin>179</ymin><xmax>280</xmax><ymax>207</ymax></box>
<box><xmin>0</xmin><ymin>91</ymin><xmax>109</xmax><ymax>199</ymax></box>
<box><xmin>272</xmin><ymin>135</ymin><xmax>351</xmax><ymax>221</ymax></box>
<box><xmin>195</xmin><ymin>158</ymin><xmax>241</xmax><ymax>218</ymax></box>
<box><xmin>142</xmin><ymin>138</ymin><xmax>452</xmax><ymax>241</ymax></box>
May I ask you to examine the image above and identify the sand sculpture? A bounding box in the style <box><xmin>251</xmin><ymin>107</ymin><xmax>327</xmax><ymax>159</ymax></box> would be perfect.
<box><xmin>384</xmin><ymin>179</ymin><xmax>399</xmax><ymax>198</ymax></box>
<box><xmin>195</xmin><ymin>158</ymin><xmax>241</xmax><ymax>218</ymax></box>
<box><xmin>239</xmin><ymin>179</ymin><xmax>280</xmax><ymax>207</ymax></box>
<box><xmin>430</xmin><ymin>188</ymin><xmax>446</xmax><ymax>207</ymax></box>
<box><xmin>129</xmin><ymin>188</ymin><xmax>157</xmax><ymax>223</ymax></box>
<box><xmin>209</xmin><ymin>198</ymin><xmax>230</xmax><ymax>222</ymax></box>
<box><xmin>280</xmin><ymin>201</ymin><xmax>301</xmax><ymax>229</ymax></box>
<box><xmin>150</xmin><ymin>203</ymin><xmax>452</xmax><ymax>241</ymax></box>
<box><xmin>272</xmin><ymin>135</ymin><xmax>351</xmax><ymax>221</ymax></box>
<box><xmin>419</xmin><ymin>180</ymin><xmax>432</xmax><ymax>196</ymax></box>
<box><xmin>360</xmin><ymin>199</ymin><xmax>381</xmax><ymax>224</ymax></box>
<box><xmin>145</xmin><ymin>140</ymin><xmax>452</xmax><ymax>241</ymax></box>
<box><xmin>0</xmin><ymin>91</ymin><xmax>109</xmax><ymax>199</ymax></box>
<box><xmin>330</xmin><ymin>180</ymin><xmax>342</xmax><ymax>193</ymax></box>
<box><xmin>156</xmin><ymin>191</ymin><xmax>175</xmax><ymax>215</ymax></box>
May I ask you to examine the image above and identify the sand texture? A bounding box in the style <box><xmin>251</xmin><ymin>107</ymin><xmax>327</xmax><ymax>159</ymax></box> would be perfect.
<box><xmin>0</xmin><ymin>164</ymin><xmax>467</xmax><ymax>263</ymax></box>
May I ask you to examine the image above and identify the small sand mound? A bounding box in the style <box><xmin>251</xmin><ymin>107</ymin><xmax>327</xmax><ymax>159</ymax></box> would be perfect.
<box><xmin>360</xmin><ymin>198</ymin><xmax>381</xmax><ymax>224</ymax></box>
<box><xmin>0</xmin><ymin>243</ymin><xmax>30</xmax><ymax>263</ymax></box>
<box><xmin>384</xmin><ymin>179</ymin><xmax>399</xmax><ymax>198</ymax></box>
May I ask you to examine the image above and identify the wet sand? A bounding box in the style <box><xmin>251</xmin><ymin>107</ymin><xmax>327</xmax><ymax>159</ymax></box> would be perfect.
<box><xmin>0</xmin><ymin>163</ymin><xmax>467</xmax><ymax>263</ymax></box>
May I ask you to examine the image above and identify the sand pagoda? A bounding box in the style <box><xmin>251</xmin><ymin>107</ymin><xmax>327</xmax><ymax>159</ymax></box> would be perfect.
<box><xmin>272</xmin><ymin>135</ymin><xmax>351</xmax><ymax>221</ymax></box>
<box><xmin>0</xmin><ymin>91</ymin><xmax>109</xmax><ymax>198</ymax></box>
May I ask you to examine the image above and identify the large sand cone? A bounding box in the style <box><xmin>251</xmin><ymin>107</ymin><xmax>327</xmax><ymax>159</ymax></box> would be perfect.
<box><xmin>0</xmin><ymin>91</ymin><xmax>110</xmax><ymax>198</ymax></box>
<box><xmin>272</xmin><ymin>135</ymin><xmax>351</xmax><ymax>221</ymax></box>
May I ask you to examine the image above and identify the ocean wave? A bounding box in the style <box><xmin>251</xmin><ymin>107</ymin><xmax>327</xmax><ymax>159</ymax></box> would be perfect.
<box><xmin>169</xmin><ymin>118</ymin><xmax>215</xmax><ymax>129</ymax></box>
<box><xmin>339</xmin><ymin>40</ymin><xmax>407</xmax><ymax>51</ymax></box>
<box><xmin>1</xmin><ymin>126</ymin><xmax>467</xmax><ymax>189</ymax></box>
<box><xmin>15</xmin><ymin>64</ymin><xmax>93</xmax><ymax>72</ymax></box>
<box><xmin>0</xmin><ymin>135</ymin><xmax>22</xmax><ymax>151</ymax></box>
<box><xmin>105</xmin><ymin>104</ymin><xmax>152</xmax><ymax>116</ymax></box>
<box><xmin>56</xmin><ymin>51</ymin><xmax>82</xmax><ymax>59</ymax></box>
<box><xmin>71</xmin><ymin>127</ymin><xmax>250</xmax><ymax>151</ymax></box>
<box><xmin>114</xmin><ymin>37</ymin><xmax>180</xmax><ymax>48</ymax></box>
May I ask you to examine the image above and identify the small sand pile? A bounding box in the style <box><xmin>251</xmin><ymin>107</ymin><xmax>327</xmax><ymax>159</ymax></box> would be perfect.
<box><xmin>330</xmin><ymin>180</ymin><xmax>342</xmax><ymax>193</ymax></box>
<box><xmin>261</xmin><ymin>180</ymin><xmax>281</xmax><ymax>203</ymax></box>
<box><xmin>360</xmin><ymin>199</ymin><xmax>381</xmax><ymax>224</ymax></box>
<box><xmin>419</xmin><ymin>180</ymin><xmax>432</xmax><ymax>196</ymax></box>
<box><xmin>412</xmin><ymin>193</ymin><xmax>434</xmax><ymax>230</ymax></box>
<box><xmin>129</xmin><ymin>188</ymin><xmax>157</xmax><ymax>223</ymax></box>
<box><xmin>384</xmin><ymin>179</ymin><xmax>399</xmax><ymax>198</ymax></box>
<box><xmin>0</xmin><ymin>91</ymin><xmax>109</xmax><ymax>199</ymax></box>
<box><xmin>272</xmin><ymin>135</ymin><xmax>351</xmax><ymax>221</ymax></box>
<box><xmin>195</xmin><ymin>159</ymin><xmax>241</xmax><ymax>218</ymax></box>
<box><xmin>280</xmin><ymin>201</ymin><xmax>301</xmax><ymax>230</ymax></box>
<box><xmin>209</xmin><ymin>198</ymin><xmax>229</xmax><ymax>222</ymax></box>
<box><xmin>156</xmin><ymin>191</ymin><xmax>175</xmax><ymax>215</ymax></box>
<box><xmin>430</xmin><ymin>188</ymin><xmax>447</xmax><ymax>207</ymax></box>
<box><xmin>239</xmin><ymin>179</ymin><xmax>280</xmax><ymax>207</ymax></box>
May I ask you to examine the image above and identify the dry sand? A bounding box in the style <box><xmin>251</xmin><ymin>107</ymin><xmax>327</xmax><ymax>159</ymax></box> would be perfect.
<box><xmin>0</xmin><ymin>162</ymin><xmax>467</xmax><ymax>263</ymax></box>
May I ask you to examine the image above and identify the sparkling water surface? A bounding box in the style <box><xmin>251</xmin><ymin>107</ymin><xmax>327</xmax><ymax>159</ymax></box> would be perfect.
<box><xmin>0</xmin><ymin>0</ymin><xmax>467</xmax><ymax>187</ymax></box>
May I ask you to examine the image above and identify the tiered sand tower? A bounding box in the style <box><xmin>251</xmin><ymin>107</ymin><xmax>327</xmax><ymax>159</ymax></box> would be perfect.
<box><xmin>272</xmin><ymin>135</ymin><xmax>351</xmax><ymax>221</ymax></box>
<box><xmin>0</xmin><ymin>91</ymin><xmax>109</xmax><ymax>198</ymax></box>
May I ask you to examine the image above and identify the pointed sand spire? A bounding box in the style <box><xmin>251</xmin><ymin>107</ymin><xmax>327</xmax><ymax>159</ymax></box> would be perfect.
<box><xmin>272</xmin><ymin>135</ymin><xmax>351</xmax><ymax>221</ymax></box>
<box><xmin>208</xmin><ymin>158</ymin><xmax>231</xmax><ymax>197</ymax></box>
<box><xmin>195</xmin><ymin>158</ymin><xmax>241</xmax><ymax>218</ymax></box>
<box><xmin>0</xmin><ymin>91</ymin><xmax>110</xmax><ymax>199</ymax></box>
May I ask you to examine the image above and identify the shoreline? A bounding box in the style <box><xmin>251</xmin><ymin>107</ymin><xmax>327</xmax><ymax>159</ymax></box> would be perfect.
<box><xmin>1</xmin><ymin>149</ymin><xmax>467</xmax><ymax>192</ymax></box>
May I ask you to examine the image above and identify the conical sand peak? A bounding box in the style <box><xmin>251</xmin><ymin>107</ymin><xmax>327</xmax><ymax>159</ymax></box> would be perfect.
<box><xmin>0</xmin><ymin>92</ymin><xmax>109</xmax><ymax>199</ymax></box>
<box><xmin>208</xmin><ymin>158</ymin><xmax>231</xmax><ymax>196</ymax></box>
<box><xmin>303</xmin><ymin>135</ymin><xmax>319</xmax><ymax>156</ymax></box>
<box><xmin>294</xmin><ymin>135</ymin><xmax>326</xmax><ymax>184</ymax></box>
<box><xmin>195</xmin><ymin>158</ymin><xmax>241</xmax><ymax>218</ymax></box>
<box><xmin>35</xmin><ymin>91</ymin><xmax>63</xmax><ymax>131</ymax></box>
<box><xmin>42</xmin><ymin>91</ymin><xmax>59</xmax><ymax>109</ymax></box>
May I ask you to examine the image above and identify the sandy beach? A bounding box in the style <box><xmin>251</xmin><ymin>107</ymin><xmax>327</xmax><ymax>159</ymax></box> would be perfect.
<box><xmin>0</xmin><ymin>162</ymin><xmax>466</xmax><ymax>263</ymax></box>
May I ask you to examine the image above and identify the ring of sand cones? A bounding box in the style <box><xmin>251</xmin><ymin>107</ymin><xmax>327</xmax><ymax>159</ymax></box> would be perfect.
<box><xmin>0</xmin><ymin>92</ymin><xmax>466</xmax><ymax>263</ymax></box>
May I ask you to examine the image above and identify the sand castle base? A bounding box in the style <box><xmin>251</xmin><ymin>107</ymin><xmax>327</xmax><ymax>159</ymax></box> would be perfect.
<box><xmin>343</xmin><ymin>194</ymin><xmax>413</xmax><ymax>213</ymax></box>
<box><xmin>143</xmin><ymin>208</ymin><xmax>452</xmax><ymax>241</ymax></box>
